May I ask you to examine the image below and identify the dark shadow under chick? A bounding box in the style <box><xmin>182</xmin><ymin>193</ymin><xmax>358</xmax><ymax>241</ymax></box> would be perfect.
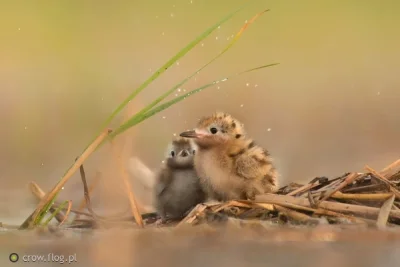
<box><xmin>154</xmin><ymin>137</ymin><xmax>206</xmax><ymax>221</ymax></box>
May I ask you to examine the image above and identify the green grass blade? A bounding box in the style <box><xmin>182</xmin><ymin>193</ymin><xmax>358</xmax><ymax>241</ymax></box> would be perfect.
<box><xmin>42</xmin><ymin>200</ymin><xmax>69</xmax><ymax>226</ymax></box>
<box><xmin>34</xmin><ymin>191</ymin><xmax>60</xmax><ymax>225</ymax></box>
<box><xmin>101</xmin><ymin>2</ymin><xmax>252</xmax><ymax>129</ymax></box>
<box><xmin>129</xmin><ymin>9</ymin><xmax>270</xmax><ymax>122</ymax></box>
<box><xmin>110</xmin><ymin>63</ymin><xmax>279</xmax><ymax>137</ymax></box>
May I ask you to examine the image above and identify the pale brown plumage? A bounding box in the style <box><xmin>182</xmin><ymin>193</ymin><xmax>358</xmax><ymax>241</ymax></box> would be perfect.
<box><xmin>180</xmin><ymin>112</ymin><xmax>278</xmax><ymax>201</ymax></box>
<box><xmin>154</xmin><ymin>137</ymin><xmax>205</xmax><ymax>220</ymax></box>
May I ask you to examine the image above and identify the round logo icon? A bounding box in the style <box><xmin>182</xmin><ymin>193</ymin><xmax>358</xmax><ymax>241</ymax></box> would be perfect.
<box><xmin>9</xmin><ymin>253</ymin><xmax>19</xmax><ymax>263</ymax></box>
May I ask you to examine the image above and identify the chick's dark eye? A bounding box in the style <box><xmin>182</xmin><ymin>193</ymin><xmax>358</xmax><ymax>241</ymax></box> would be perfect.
<box><xmin>210</xmin><ymin>127</ymin><xmax>218</xmax><ymax>134</ymax></box>
<box><xmin>171</xmin><ymin>151</ymin><xmax>175</xmax><ymax>157</ymax></box>
<box><xmin>192</xmin><ymin>150</ymin><xmax>196</xmax><ymax>155</ymax></box>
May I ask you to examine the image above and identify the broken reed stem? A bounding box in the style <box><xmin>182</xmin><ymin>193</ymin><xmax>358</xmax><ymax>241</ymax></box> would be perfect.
<box><xmin>30</xmin><ymin>181</ymin><xmax>96</xmax><ymax>218</ymax></box>
<box><xmin>25</xmin><ymin>129</ymin><xmax>112</xmax><ymax>228</ymax></box>
<box><xmin>59</xmin><ymin>200</ymin><xmax>72</xmax><ymax>226</ymax></box>
<box><xmin>255</xmin><ymin>193</ymin><xmax>400</xmax><ymax>220</ymax></box>
<box><xmin>365</xmin><ymin>165</ymin><xmax>400</xmax><ymax>199</ymax></box>
<box><xmin>274</xmin><ymin>205</ymin><xmax>312</xmax><ymax>222</ymax></box>
<box><xmin>287</xmin><ymin>181</ymin><xmax>320</xmax><ymax>196</ymax></box>
<box><xmin>380</xmin><ymin>159</ymin><xmax>400</xmax><ymax>179</ymax></box>
<box><xmin>75</xmin><ymin>172</ymin><xmax>101</xmax><ymax>220</ymax></box>
<box><xmin>331</xmin><ymin>191</ymin><xmax>394</xmax><ymax>200</ymax></box>
<box><xmin>177</xmin><ymin>204</ymin><xmax>208</xmax><ymax>227</ymax></box>
<box><xmin>110</xmin><ymin>141</ymin><xmax>144</xmax><ymax>228</ymax></box>
<box><xmin>29</xmin><ymin>182</ymin><xmax>66</xmax><ymax>223</ymax></box>
<box><xmin>320</xmin><ymin>173</ymin><xmax>359</xmax><ymax>202</ymax></box>
<box><xmin>376</xmin><ymin>194</ymin><xmax>395</xmax><ymax>229</ymax></box>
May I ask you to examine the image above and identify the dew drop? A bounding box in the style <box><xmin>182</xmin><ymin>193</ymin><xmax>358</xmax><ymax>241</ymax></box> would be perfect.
<box><xmin>178</xmin><ymin>88</ymin><xmax>181</xmax><ymax>92</ymax></box>
<box><xmin>170</xmin><ymin>13</ymin><xmax>174</xmax><ymax>17</ymax></box>
<box><xmin>377</xmin><ymin>91</ymin><xmax>381</xmax><ymax>96</ymax></box>
<box><xmin>240</xmin><ymin>104</ymin><xmax>244</xmax><ymax>108</ymax></box>
<box><xmin>201</xmin><ymin>43</ymin><xmax>204</xmax><ymax>47</ymax></box>
<box><xmin>173</xmin><ymin>133</ymin><xmax>177</xmax><ymax>136</ymax></box>
<box><xmin>162</xmin><ymin>116</ymin><xmax>166</xmax><ymax>119</ymax></box>
<box><xmin>162</xmin><ymin>32</ymin><xmax>165</xmax><ymax>36</ymax></box>
<box><xmin>217</xmin><ymin>86</ymin><xmax>220</xmax><ymax>90</ymax></box>
<box><xmin>255</xmin><ymin>84</ymin><xmax>258</xmax><ymax>87</ymax></box>
<box><xmin>246</xmin><ymin>83</ymin><xmax>249</xmax><ymax>87</ymax></box>
<box><xmin>215</xmin><ymin>36</ymin><xmax>218</xmax><ymax>40</ymax></box>
<box><xmin>267</xmin><ymin>128</ymin><xmax>272</xmax><ymax>132</ymax></box>
<box><xmin>24</xmin><ymin>126</ymin><xmax>28</xmax><ymax>130</ymax></box>
<box><xmin>176</xmin><ymin>62</ymin><xmax>180</xmax><ymax>66</ymax></box>
<box><xmin>18</xmin><ymin>27</ymin><xmax>21</xmax><ymax>31</ymax></box>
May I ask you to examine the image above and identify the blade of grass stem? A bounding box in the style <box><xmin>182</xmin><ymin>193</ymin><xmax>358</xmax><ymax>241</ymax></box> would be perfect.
<box><xmin>129</xmin><ymin>9</ymin><xmax>270</xmax><ymax>122</ymax></box>
<box><xmin>42</xmin><ymin>200</ymin><xmax>70</xmax><ymax>226</ymax></box>
<box><xmin>101</xmin><ymin>3</ymin><xmax>252</xmax><ymax>129</ymax></box>
<box><xmin>111</xmin><ymin>63</ymin><xmax>278</xmax><ymax>137</ymax></box>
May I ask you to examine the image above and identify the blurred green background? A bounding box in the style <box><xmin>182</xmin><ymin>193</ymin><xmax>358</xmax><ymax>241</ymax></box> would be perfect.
<box><xmin>1</xmin><ymin>0</ymin><xmax>399</xmax><ymax>223</ymax></box>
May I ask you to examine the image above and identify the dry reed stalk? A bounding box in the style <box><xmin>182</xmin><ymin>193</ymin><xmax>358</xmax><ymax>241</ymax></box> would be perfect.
<box><xmin>380</xmin><ymin>159</ymin><xmax>400</xmax><ymax>179</ymax></box>
<box><xmin>74</xmin><ymin>172</ymin><xmax>101</xmax><ymax>220</ymax></box>
<box><xmin>30</xmin><ymin>181</ymin><xmax>94</xmax><ymax>218</ymax></box>
<box><xmin>29</xmin><ymin>182</ymin><xmax>65</xmax><ymax>223</ymax></box>
<box><xmin>376</xmin><ymin>194</ymin><xmax>395</xmax><ymax>229</ymax></box>
<box><xmin>25</xmin><ymin>129</ymin><xmax>111</xmax><ymax>228</ymax></box>
<box><xmin>176</xmin><ymin>204</ymin><xmax>208</xmax><ymax>227</ymax></box>
<box><xmin>287</xmin><ymin>181</ymin><xmax>320</xmax><ymax>196</ymax></box>
<box><xmin>110</xmin><ymin>141</ymin><xmax>144</xmax><ymax>228</ymax></box>
<box><xmin>274</xmin><ymin>205</ymin><xmax>312</xmax><ymax>222</ymax></box>
<box><xmin>59</xmin><ymin>200</ymin><xmax>72</xmax><ymax>226</ymax></box>
<box><xmin>365</xmin><ymin>165</ymin><xmax>400</xmax><ymax>199</ymax></box>
<box><xmin>255</xmin><ymin>193</ymin><xmax>400</xmax><ymax>220</ymax></box>
<box><xmin>319</xmin><ymin>173</ymin><xmax>359</xmax><ymax>202</ymax></box>
<box><xmin>331</xmin><ymin>191</ymin><xmax>394</xmax><ymax>200</ymax></box>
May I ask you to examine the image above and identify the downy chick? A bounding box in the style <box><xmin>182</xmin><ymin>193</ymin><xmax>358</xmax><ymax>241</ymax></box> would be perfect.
<box><xmin>180</xmin><ymin>112</ymin><xmax>278</xmax><ymax>201</ymax></box>
<box><xmin>154</xmin><ymin>137</ymin><xmax>205</xmax><ymax>221</ymax></box>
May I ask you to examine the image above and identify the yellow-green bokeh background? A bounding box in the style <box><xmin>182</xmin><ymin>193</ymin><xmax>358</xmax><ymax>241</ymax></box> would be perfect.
<box><xmin>1</xmin><ymin>0</ymin><xmax>399</xmax><ymax>223</ymax></box>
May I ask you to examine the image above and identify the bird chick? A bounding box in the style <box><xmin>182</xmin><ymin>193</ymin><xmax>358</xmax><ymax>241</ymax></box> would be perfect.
<box><xmin>154</xmin><ymin>137</ymin><xmax>206</xmax><ymax>221</ymax></box>
<box><xmin>180</xmin><ymin>112</ymin><xmax>278</xmax><ymax>201</ymax></box>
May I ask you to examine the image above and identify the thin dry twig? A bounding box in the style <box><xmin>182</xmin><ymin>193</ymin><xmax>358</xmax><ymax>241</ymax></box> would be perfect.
<box><xmin>287</xmin><ymin>181</ymin><xmax>320</xmax><ymax>196</ymax></box>
<box><xmin>256</xmin><ymin>193</ymin><xmax>400</xmax><ymax>220</ymax></box>
<box><xmin>111</xmin><ymin>141</ymin><xmax>144</xmax><ymax>228</ymax></box>
<box><xmin>365</xmin><ymin>165</ymin><xmax>400</xmax><ymax>199</ymax></box>
<box><xmin>176</xmin><ymin>204</ymin><xmax>208</xmax><ymax>227</ymax></box>
<box><xmin>319</xmin><ymin>173</ymin><xmax>359</xmax><ymax>202</ymax></box>
<box><xmin>380</xmin><ymin>159</ymin><xmax>400</xmax><ymax>179</ymax></box>
<box><xmin>29</xmin><ymin>182</ymin><xmax>66</xmax><ymax>223</ymax></box>
<box><xmin>59</xmin><ymin>200</ymin><xmax>72</xmax><ymax>226</ymax></box>
<box><xmin>331</xmin><ymin>191</ymin><xmax>394</xmax><ymax>201</ymax></box>
<box><xmin>74</xmin><ymin>172</ymin><xmax>101</xmax><ymax>220</ymax></box>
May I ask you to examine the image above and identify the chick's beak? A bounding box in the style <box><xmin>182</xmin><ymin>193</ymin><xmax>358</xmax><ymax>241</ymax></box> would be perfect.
<box><xmin>180</xmin><ymin>130</ymin><xmax>200</xmax><ymax>138</ymax></box>
<box><xmin>178</xmin><ymin>149</ymin><xmax>189</xmax><ymax>157</ymax></box>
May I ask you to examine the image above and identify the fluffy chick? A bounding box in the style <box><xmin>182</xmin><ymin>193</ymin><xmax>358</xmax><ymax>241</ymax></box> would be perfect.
<box><xmin>154</xmin><ymin>137</ymin><xmax>205</xmax><ymax>221</ymax></box>
<box><xmin>180</xmin><ymin>112</ymin><xmax>278</xmax><ymax>201</ymax></box>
